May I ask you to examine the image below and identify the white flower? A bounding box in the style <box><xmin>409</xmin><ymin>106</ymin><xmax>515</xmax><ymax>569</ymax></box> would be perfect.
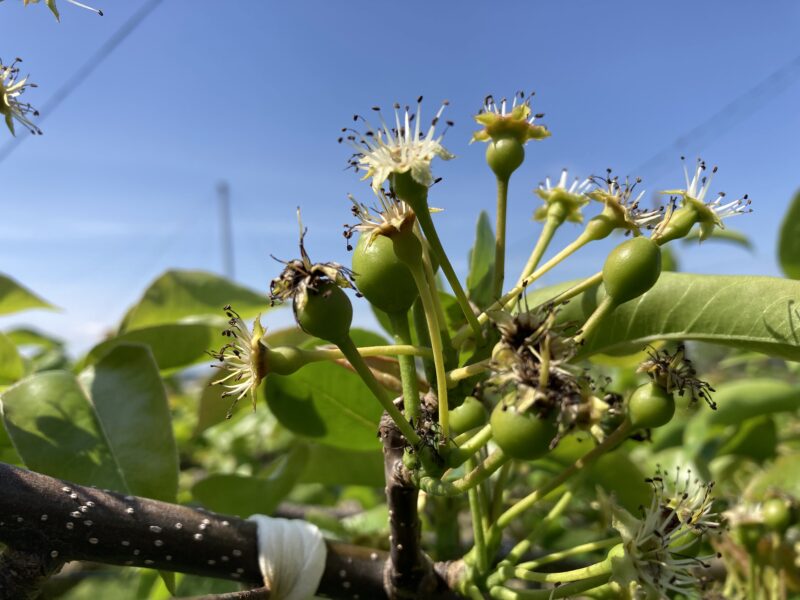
<box><xmin>611</xmin><ymin>467</ymin><xmax>718</xmax><ymax>599</ymax></box>
<box><xmin>341</xmin><ymin>97</ymin><xmax>455</xmax><ymax>191</ymax></box>
<box><xmin>659</xmin><ymin>158</ymin><xmax>751</xmax><ymax>241</ymax></box>
<box><xmin>0</xmin><ymin>58</ymin><xmax>41</xmax><ymax>136</ymax></box>
<box><xmin>345</xmin><ymin>188</ymin><xmax>416</xmax><ymax>246</ymax></box>
<box><xmin>533</xmin><ymin>169</ymin><xmax>591</xmax><ymax>223</ymax></box>
<box><xmin>209</xmin><ymin>306</ymin><xmax>267</xmax><ymax>417</ymax></box>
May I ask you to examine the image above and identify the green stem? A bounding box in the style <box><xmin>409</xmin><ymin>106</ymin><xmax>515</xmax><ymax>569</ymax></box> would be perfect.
<box><xmin>488</xmin><ymin>575</ymin><xmax>610</xmax><ymax>600</ymax></box>
<box><xmin>416</xmin><ymin>448</ymin><xmax>508</xmax><ymax>497</ymax></box>
<box><xmin>493</xmin><ymin>176</ymin><xmax>510</xmax><ymax>298</ymax></box>
<box><xmin>513</xmin><ymin>557</ymin><xmax>613</xmax><ymax>583</ymax></box>
<box><xmin>517</xmin><ymin>537</ymin><xmax>620</xmax><ymax>571</ymax></box>
<box><xmin>515</xmin><ymin>216</ymin><xmax>560</xmax><ymax>289</ymax></box>
<box><xmin>301</xmin><ymin>344</ymin><xmax>433</xmax><ymax>362</ymax></box>
<box><xmin>420</xmin><ymin>240</ymin><xmax>457</xmax><ymax>361</ymax></box>
<box><xmin>466</xmin><ymin>457</ymin><xmax>489</xmax><ymax>576</ymax></box>
<box><xmin>502</xmin><ymin>491</ymin><xmax>574</xmax><ymax>568</ymax></box>
<box><xmin>449</xmin><ymin>424</ymin><xmax>493</xmax><ymax>466</ymax></box>
<box><xmin>489</xmin><ymin>462</ymin><xmax>512</xmax><ymax>522</ymax></box>
<box><xmin>489</xmin><ymin>422</ymin><xmax>632</xmax><ymax>536</ymax></box>
<box><xmin>414</xmin><ymin>204</ymin><xmax>484</xmax><ymax>341</ymax></box>
<box><xmin>546</xmin><ymin>271</ymin><xmax>602</xmax><ymax>307</ymax></box>
<box><xmin>452</xmin><ymin>230</ymin><xmax>594</xmax><ymax>347</ymax></box>
<box><xmin>388</xmin><ymin>311</ymin><xmax>421</xmax><ymax>424</ymax></box>
<box><xmin>573</xmin><ymin>295</ymin><xmax>617</xmax><ymax>346</ymax></box>
<box><xmin>406</xmin><ymin>261</ymin><xmax>451</xmax><ymax>440</ymax></box>
<box><xmin>335</xmin><ymin>335</ymin><xmax>420</xmax><ymax>446</ymax></box>
<box><xmin>446</xmin><ymin>359</ymin><xmax>492</xmax><ymax>388</ymax></box>
<box><xmin>412</xmin><ymin>297</ymin><xmax>437</xmax><ymax>385</ymax></box>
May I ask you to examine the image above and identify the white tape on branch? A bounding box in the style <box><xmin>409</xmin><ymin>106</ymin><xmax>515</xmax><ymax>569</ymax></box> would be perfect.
<box><xmin>248</xmin><ymin>515</ymin><xmax>327</xmax><ymax>600</ymax></box>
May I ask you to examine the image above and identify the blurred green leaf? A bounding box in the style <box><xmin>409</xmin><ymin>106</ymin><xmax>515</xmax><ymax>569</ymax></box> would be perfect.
<box><xmin>119</xmin><ymin>269</ymin><xmax>268</xmax><ymax>332</ymax></box>
<box><xmin>264</xmin><ymin>360</ymin><xmax>383</xmax><ymax>451</ymax></box>
<box><xmin>684</xmin><ymin>379</ymin><xmax>797</xmax><ymax>462</ymax></box>
<box><xmin>779</xmin><ymin>189</ymin><xmax>800</xmax><ymax>279</ymax></box>
<box><xmin>0</xmin><ymin>274</ymin><xmax>54</xmax><ymax>316</ymax></box>
<box><xmin>264</xmin><ymin>329</ymin><xmax>388</xmax><ymax>451</ymax></box>
<box><xmin>0</xmin><ymin>332</ymin><xmax>25</xmax><ymax>384</ymax></box>
<box><xmin>192</xmin><ymin>446</ymin><xmax>307</xmax><ymax>516</ymax></box>
<box><xmin>1</xmin><ymin>371</ymin><xmax>128</xmax><ymax>490</ymax></box>
<box><xmin>1</xmin><ymin>345</ymin><xmax>179</xmax><ymax>505</ymax></box>
<box><xmin>80</xmin><ymin>322</ymin><xmax>220</xmax><ymax>372</ymax></box>
<box><xmin>550</xmin><ymin>434</ymin><xmax>650</xmax><ymax>512</ymax></box>
<box><xmin>4</xmin><ymin>327</ymin><xmax>63</xmax><ymax>350</ymax></box>
<box><xmin>551</xmin><ymin>274</ymin><xmax>800</xmax><ymax>362</ymax></box>
<box><xmin>466</xmin><ymin>211</ymin><xmax>495</xmax><ymax>309</ymax></box>
<box><xmin>682</xmin><ymin>226</ymin><xmax>753</xmax><ymax>250</ymax></box>
<box><xmin>299</xmin><ymin>444</ymin><xmax>384</xmax><ymax>487</ymax></box>
<box><xmin>78</xmin><ymin>344</ymin><xmax>179</xmax><ymax>502</ymax></box>
<box><xmin>746</xmin><ymin>454</ymin><xmax>800</xmax><ymax>499</ymax></box>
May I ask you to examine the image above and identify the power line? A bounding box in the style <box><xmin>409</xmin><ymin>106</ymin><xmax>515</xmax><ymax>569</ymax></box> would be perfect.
<box><xmin>0</xmin><ymin>0</ymin><xmax>164</xmax><ymax>164</ymax></box>
<box><xmin>632</xmin><ymin>50</ymin><xmax>800</xmax><ymax>184</ymax></box>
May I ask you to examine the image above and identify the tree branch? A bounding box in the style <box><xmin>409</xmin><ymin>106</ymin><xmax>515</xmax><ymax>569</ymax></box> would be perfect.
<box><xmin>0</xmin><ymin>462</ymin><xmax>463</xmax><ymax>599</ymax></box>
<box><xmin>380</xmin><ymin>398</ymin><xmax>440</xmax><ymax>599</ymax></box>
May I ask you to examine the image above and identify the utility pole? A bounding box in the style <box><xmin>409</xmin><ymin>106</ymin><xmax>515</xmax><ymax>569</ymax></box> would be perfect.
<box><xmin>217</xmin><ymin>181</ymin><xmax>235</xmax><ymax>280</ymax></box>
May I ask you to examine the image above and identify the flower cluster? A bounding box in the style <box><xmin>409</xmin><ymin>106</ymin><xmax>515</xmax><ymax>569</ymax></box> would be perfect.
<box><xmin>208</xmin><ymin>306</ymin><xmax>267</xmax><ymax>417</ymax></box>
<box><xmin>0</xmin><ymin>58</ymin><xmax>41</xmax><ymax>136</ymax></box>
<box><xmin>340</xmin><ymin>97</ymin><xmax>454</xmax><ymax>191</ymax></box>
<box><xmin>343</xmin><ymin>188</ymin><xmax>416</xmax><ymax>248</ymax></box>
<box><xmin>20</xmin><ymin>0</ymin><xmax>103</xmax><ymax>20</ymax></box>
<box><xmin>471</xmin><ymin>91</ymin><xmax>550</xmax><ymax>144</ymax></box>
<box><xmin>611</xmin><ymin>467</ymin><xmax>719</xmax><ymax>598</ymax></box>
<box><xmin>657</xmin><ymin>158</ymin><xmax>752</xmax><ymax>242</ymax></box>
<box><xmin>638</xmin><ymin>345</ymin><xmax>716</xmax><ymax>409</ymax></box>
<box><xmin>588</xmin><ymin>170</ymin><xmax>665</xmax><ymax>235</ymax></box>
<box><xmin>270</xmin><ymin>212</ymin><xmax>355</xmax><ymax>306</ymax></box>
<box><xmin>533</xmin><ymin>168</ymin><xmax>591</xmax><ymax>223</ymax></box>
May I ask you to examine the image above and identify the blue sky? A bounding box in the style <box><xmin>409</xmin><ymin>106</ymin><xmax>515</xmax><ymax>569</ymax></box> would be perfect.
<box><xmin>2</xmin><ymin>0</ymin><xmax>800</xmax><ymax>353</ymax></box>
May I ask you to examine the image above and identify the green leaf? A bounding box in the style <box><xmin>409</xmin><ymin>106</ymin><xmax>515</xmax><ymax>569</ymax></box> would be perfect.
<box><xmin>562</xmin><ymin>273</ymin><xmax>800</xmax><ymax>362</ymax></box>
<box><xmin>0</xmin><ymin>274</ymin><xmax>54</xmax><ymax>316</ymax></box>
<box><xmin>192</xmin><ymin>446</ymin><xmax>307</xmax><ymax>516</ymax></box>
<box><xmin>4</xmin><ymin>327</ymin><xmax>63</xmax><ymax>350</ymax></box>
<box><xmin>684</xmin><ymin>379</ymin><xmax>798</xmax><ymax>461</ymax></box>
<box><xmin>682</xmin><ymin>226</ymin><xmax>753</xmax><ymax>250</ymax></box>
<box><xmin>80</xmin><ymin>322</ymin><xmax>221</xmax><ymax>372</ymax></box>
<box><xmin>264</xmin><ymin>330</ymin><xmax>389</xmax><ymax>451</ymax></box>
<box><xmin>0</xmin><ymin>332</ymin><xmax>25</xmax><ymax>384</ymax></box>
<box><xmin>779</xmin><ymin>189</ymin><xmax>800</xmax><ymax>279</ymax></box>
<box><xmin>1</xmin><ymin>345</ymin><xmax>179</xmax><ymax>504</ymax></box>
<box><xmin>119</xmin><ymin>270</ymin><xmax>268</xmax><ymax>333</ymax></box>
<box><xmin>466</xmin><ymin>211</ymin><xmax>495</xmax><ymax>309</ymax></box>
<box><xmin>746</xmin><ymin>454</ymin><xmax>800</xmax><ymax>499</ymax></box>
<box><xmin>299</xmin><ymin>444</ymin><xmax>384</xmax><ymax>487</ymax></box>
<box><xmin>0</xmin><ymin>371</ymin><xmax>128</xmax><ymax>490</ymax></box>
<box><xmin>78</xmin><ymin>344</ymin><xmax>179</xmax><ymax>502</ymax></box>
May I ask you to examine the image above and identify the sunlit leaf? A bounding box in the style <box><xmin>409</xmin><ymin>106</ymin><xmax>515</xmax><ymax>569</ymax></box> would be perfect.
<box><xmin>0</xmin><ymin>273</ymin><xmax>54</xmax><ymax>316</ymax></box>
<box><xmin>119</xmin><ymin>269</ymin><xmax>269</xmax><ymax>333</ymax></box>
<box><xmin>528</xmin><ymin>274</ymin><xmax>800</xmax><ymax>362</ymax></box>
<box><xmin>466</xmin><ymin>211</ymin><xmax>495</xmax><ymax>309</ymax></box>
<box><xmin>779</xmin><ymin>189</ymin><xmax>800</xmax><ymax>279</ymax></box>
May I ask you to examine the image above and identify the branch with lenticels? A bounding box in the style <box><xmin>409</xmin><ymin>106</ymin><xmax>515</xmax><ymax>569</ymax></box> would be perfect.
<box><xmin>0</xmin><ymin>461</ymin><xmax>463</xmax><ymax>600</ymax></box>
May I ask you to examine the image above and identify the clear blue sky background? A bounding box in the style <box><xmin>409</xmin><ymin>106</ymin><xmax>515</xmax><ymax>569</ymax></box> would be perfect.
<box><xmin>2</xmin><ymin>0</ymin><xmax>799</xmax><ymax>353</ymax></box>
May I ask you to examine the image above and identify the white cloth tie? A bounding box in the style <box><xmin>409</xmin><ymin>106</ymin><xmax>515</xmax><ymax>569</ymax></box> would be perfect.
<box><xmin>248</xmin><ymin>515</ymin><xmax>327</xmax><ymax>600</ymax></box>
